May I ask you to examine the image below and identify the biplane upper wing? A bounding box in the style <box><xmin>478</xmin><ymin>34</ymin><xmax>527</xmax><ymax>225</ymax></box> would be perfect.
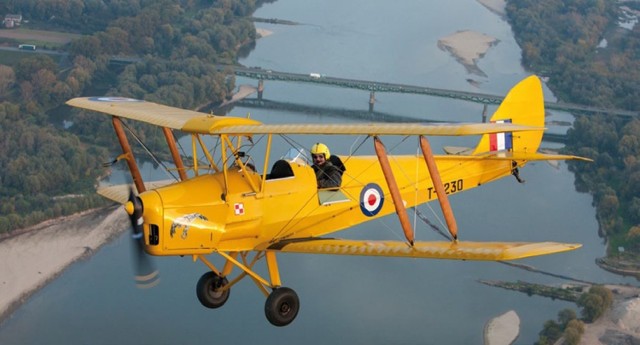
<box><xmin>66</xmin><ymin>97</ymin><xmax>543</xmax><ymax>136</ymax></box>
<box><xmin>66</xmin><ymin>97</ymin><xmax>263</xmax><ymax>132</ymax></box>
<box><xmin>265</xmin><ymin>238</ymin><xmax>581</xmax><ymax>261</ymax></box>
<box><xmin>209</xmin><ymin>122</ymin><xmax>542</xmax><ymax>136</ymax></box>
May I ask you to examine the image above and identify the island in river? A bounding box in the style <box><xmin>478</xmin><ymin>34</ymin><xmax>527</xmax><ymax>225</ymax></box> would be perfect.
<box><xmin>437</xmin><ymin>30</ymin><xmax>500</xmax><ymax>77</ymax></box>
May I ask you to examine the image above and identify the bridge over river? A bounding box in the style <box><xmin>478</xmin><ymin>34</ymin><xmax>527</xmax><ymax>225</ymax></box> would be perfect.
<box><xmin>225</xmin><ymin>66</ymin><xmax>638</xmax><ymax>118</ymax></box>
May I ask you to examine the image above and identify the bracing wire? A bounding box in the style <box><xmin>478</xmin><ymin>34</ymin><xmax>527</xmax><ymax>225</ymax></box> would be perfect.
<box><xmin>412</xmin><ymin>147</ymin><xmax>420</xmax><ymax>241</ymax></box>
<box><xmin>121</xmin><ymin>121</ymin><xmax>179</xmax><ymax>182</ymax></box>
<box><xmin>414</xmin><ymin>207</ymin><xmax>452</xmax><ymax>241</ymax></box>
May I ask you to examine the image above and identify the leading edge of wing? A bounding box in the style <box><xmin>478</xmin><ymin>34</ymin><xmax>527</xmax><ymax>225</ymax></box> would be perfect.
<box><xmin>66</xmin><ymin>97</ymin><xmax>262</xmax><ymax>133</ymax></box>
<box><xmin>266</xmin><ymin>238</ymin><xmax>581</xmax><ymax>261</ymax></box>
<box><xmin>213</xmin><ymin>122</ymin><xmax>544</xmax><ymax>136</ymax></box>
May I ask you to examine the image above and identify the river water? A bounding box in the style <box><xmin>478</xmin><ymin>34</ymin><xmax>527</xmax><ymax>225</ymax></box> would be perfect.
<box><xmin>0</xmin><ymin>1</ymin><xmax>635</xmax><ymax>344</ymax></box>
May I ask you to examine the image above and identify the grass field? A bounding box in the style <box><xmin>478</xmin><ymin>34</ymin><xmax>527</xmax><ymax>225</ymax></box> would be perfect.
<box><xmin>0</xmin><ymin>28</ymin><xmax>82</xmax><ymax>48</ymax></box>
<box><xmin>0</xmin><ymin>50</ymin><xmax>29</xmax><ymax>65</ymax></box>
<box><xmin>0</xmin><ymin>48</ymin><xmax>66</xmax><ymax>66</ymax></box>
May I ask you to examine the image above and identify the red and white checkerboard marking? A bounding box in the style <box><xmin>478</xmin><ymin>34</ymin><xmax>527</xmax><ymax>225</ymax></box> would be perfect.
<box><xmin>234</xmin><ymin>203</ymin><xmax>245</xmax><ymax>215</ymax></box>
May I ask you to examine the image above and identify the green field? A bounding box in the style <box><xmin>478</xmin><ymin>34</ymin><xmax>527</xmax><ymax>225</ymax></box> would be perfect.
<box><xmin>0</xmin><ymin>28</ymin><xmax>82</xmax><ymax>49</ymax></box>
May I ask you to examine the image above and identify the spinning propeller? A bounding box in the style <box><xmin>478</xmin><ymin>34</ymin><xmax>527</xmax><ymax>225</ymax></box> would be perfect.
<box><xmin>125</xmin><ymin>189</ymin><xmax>160</xmax><ymax>289</ymax></box>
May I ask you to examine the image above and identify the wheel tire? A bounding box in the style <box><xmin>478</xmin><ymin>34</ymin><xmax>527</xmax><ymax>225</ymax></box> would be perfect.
<box><xmin>196</xmin><ymin>272</ymin><xmax>230</xmax><ymax>309</ymax></box>
<box><xmin>264</xmin><ymin>287</ymin><xmax>299</xmax><ymax>327</ymax></box>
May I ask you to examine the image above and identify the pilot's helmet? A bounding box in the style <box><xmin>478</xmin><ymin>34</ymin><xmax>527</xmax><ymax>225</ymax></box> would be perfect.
<box><xmin>310</xmin><ymin>143</ymin><xmax>330</xmax><ymax>160</ymax></box>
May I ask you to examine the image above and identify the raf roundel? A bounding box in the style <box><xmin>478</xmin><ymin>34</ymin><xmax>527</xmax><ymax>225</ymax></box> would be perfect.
<box><xmin>88</xmin><ymin>97</ymin><xmax>143</xmax><ymax>102</ymax></box>
<box><xmin>360</xmin><ymin>183</ymin><xmax>384</xmax><ymax>217</ymax></box>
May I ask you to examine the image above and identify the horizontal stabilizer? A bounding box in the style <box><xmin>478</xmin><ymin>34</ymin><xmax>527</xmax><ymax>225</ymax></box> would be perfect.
<box><xmin>437</xmin><ymin>151</ymin><xmax>591</xmax><ymax>162</ymax></box>
<box><xmin>476</xmin><ymin>151</ymin><xmax>592</xmax><ymax>162</ymax></box>
<box><xmin>443</xmin><ymin>146</ymin><xmax>474</xmax><ymax>155</ymax></box>
<box><xmin>267</xmin><ymin>238</ymin><xmax>581</xmax><ymax>261</ymax></box>
<box><xmin>97</xmin><ymin>180</ymin><xmax>174</xmax><ymax>204</ymax></box>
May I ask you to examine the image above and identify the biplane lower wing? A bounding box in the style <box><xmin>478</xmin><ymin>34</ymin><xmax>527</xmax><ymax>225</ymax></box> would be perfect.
<box><xmin>266</xmin><ymin>238</ymin><xmax>581</xmax><ymax>261</ymax></box>
<box><xmin>98</xmin><ymin>180</ymin><xmax>174</xmax><ymax>204</ymax></box>
<box><xmin>441</xmin><ymin>151</ymin><xmax>593</xmax><ymax>162</ymax></box>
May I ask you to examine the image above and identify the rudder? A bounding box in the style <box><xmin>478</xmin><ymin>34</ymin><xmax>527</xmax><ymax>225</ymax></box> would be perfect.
<box><xmin>473</xmin><ymin>76</ymin><xmax>545</xmax><ymax>155</ymax></box>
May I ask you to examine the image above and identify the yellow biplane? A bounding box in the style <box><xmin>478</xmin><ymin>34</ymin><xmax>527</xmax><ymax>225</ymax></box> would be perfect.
<box><xmin>67</xmin><ymin>75</ymin><xmax>588</xmax><ymax>326</ymax></box>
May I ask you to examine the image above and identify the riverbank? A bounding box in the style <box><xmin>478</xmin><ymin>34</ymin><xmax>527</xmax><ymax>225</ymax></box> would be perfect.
<box><xmin>218</xmin><ymin>84</ymin><xmax>257</xmax><ymax>108</ymax></box>
<box><xmin>256</xmin><ymin>27</ymin><xmax>273</xmax><ymax>39</ymax></box>
<box><xmin>581</xmin><ymin>284</ymin><xmax>640</xmax><ymax>344</ymax></box>
<box><xmin>0</xmin><ymin>206</ymin><xmax>128</xmax><ymax>323</ymax></box>
<box><xmin>481</xmin><ymin>280</ymin><xmax>640</xmax><ymax>344</ymax></box>
<box><xmin>477</xmin><ymin>0</ymin><xmax>506</xmax><ymax>17</ymax></box>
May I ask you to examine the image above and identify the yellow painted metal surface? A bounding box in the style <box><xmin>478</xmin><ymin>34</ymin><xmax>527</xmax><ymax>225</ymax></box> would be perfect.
<box><xmin>474</xmin><ymin>75</ymin><xmax>544</xmax><ymax>155</ymax></box>
<box><xmin>211</xmin><ymin>122</ymin><xmax>541</xmax><ymax>136</ymax></box>
<box><xmin>135</xmin><ymin>152</ymin><xmax>519</xmax><ymax>256</ymax></box>
<box><xmin>65</xmin><ymin>97</ymin><xmax>262</xmax><ymax>133</ymax></box>
<box><xmin>72</xmin><ymin>75</ymin><xmax>586</xmax><ymax>263</ymax></box>
<box><xmin>265</xmin><ymin>239</ymin><xmax>582</xmax><ymax>261</ymax></box>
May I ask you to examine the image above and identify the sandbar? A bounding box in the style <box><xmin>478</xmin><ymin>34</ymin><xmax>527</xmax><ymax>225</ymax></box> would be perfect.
<box><xmin>437</xmin><ymin>30</ymin><xmax>499</xmax><ymax>76</ymax></box>
<box><xmin>0</xmin><ymin>206</ymin><xmax>128</xmax><ymax>322</ymax></box>
<box><xmin>484</xmin><ymin>310</ymin><xmax>520</xmax><ymax>345</ymax></box>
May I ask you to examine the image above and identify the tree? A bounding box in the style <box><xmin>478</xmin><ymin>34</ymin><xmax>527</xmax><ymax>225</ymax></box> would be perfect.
<box><xmin>563</xmin><ymin>319</ymin><xmax>585</xmax><ymax>345</ymax></box>
<box><xmin>0</xmin><ymin>65</ymin><xmax>16</xmax><ymax>99</ymax></box>
<box><xmin>538</xmin><ymin>320</ymin><xmax>563</xmax><ymax>343</ymax></box>
<box><xmin>558</xmin><ymin>308</ymin><xmax>578</xmax><ymax>327</ymax></box>
<box><xmin>14</xmin><ymin>55</ymin><xmax>57</xmax><ymax>82</ymax></box>
<box><xmin>577</xmin><ymin>285</ymin><xmax>612</xmax><ymax>322</ymax></box>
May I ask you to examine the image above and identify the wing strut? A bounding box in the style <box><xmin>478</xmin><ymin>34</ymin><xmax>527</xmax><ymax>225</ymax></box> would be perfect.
<box><xmin>162</xmin><ymin>127</ymin><xmax>187</xmax><ymax>181</ymax></box>
<box><xmin>112</xmin><ymin>117</ymin><xmax>145</xmax><ymax>193</ymax></box>
<box><xmin>419</xmin><ymin>136</ymin><xmax>458</xmax><ymax>240</ymax></box>
<box><xmin>374</xmin><ymin>137</ymin><xmax>414</xmax><ymax>246</ymax></box>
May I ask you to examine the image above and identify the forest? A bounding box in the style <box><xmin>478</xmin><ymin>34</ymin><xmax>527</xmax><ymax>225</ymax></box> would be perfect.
<box><xmin>507</xmin><ymin>0</ymin><xmax>640</xmax><ymax>258</ymax></box>
<box><xmin>0</xmin><ymin>0</ymin><xmax>262</xmax><ymax>233</ymax></box>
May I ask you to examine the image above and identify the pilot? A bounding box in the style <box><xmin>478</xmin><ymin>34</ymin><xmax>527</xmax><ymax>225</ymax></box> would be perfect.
<box><xmin>311</xmin><ymin>143</ymin><xmax>342</xmax><ymax>189</ymax></box>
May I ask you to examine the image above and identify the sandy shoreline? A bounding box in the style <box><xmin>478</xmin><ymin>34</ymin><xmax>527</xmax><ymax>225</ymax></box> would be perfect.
<box><xmin>218</xmin><ymin>84</ymin><xmax>257</xmax><ymax>108</ymax></box>
<box><xmin>477</xmin><ymin>0</ymin><xmax>506</xmax><ymax>16</ymax></box>
<box><xmin>256</xmin><ymin>27</ymin><xmax>273</xmax><ymax>39</ymax></box>
<box><xmin>0</xmin><ymin>206</ymin><xmax>128</xmax><ymax>323</ymax></box>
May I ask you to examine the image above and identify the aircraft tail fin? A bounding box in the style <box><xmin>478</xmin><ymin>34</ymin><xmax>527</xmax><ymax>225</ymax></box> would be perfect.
<box><xmin>472</xmin><ymin>75</ymin><xmax>545</xmax><ymax>155</ymax></box>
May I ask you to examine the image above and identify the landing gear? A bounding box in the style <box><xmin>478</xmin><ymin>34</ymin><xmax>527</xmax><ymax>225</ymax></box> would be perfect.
<box><xmin>196</xmin><ymin>271</ymin><xmax>230</xmax><ymax>309</ymax></box>
<box><xmin>194</xmin><ymin>253</ymin><xmax>300</xmax><ymax>326</ymax></box>
<box><xmin>265</xmin><ymin>287</ymin><xmax>299</xmax><ymax>327</ymax></box>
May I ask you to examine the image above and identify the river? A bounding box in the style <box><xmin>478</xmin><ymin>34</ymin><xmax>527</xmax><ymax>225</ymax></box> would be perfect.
<box><xmin>0</xmin><ymin>0</ymin><xmax>634</xmax><ymax>344</ymax></box>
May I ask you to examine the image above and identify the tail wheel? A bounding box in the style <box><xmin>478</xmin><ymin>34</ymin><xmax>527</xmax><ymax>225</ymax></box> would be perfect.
<box><xmin>265</xmin><ymin>287</ymin><xmax>299</xmax><ymax>327</ymax></box>
<box><xmin>196</xmin><ymin>272</ymin><xmax>230</xmax><ymax>309</ymax></box>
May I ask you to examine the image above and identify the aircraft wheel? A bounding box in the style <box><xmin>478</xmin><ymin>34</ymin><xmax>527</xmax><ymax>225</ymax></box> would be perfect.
<box><xmin>265</xmin><ymin>287</ymin><xmax>299</xmax><ymax>327</ymax></box>
<box><xmin>196</xmin><ymin>272</ymin><xmax>230</xmax><ymax>309</ymax></box>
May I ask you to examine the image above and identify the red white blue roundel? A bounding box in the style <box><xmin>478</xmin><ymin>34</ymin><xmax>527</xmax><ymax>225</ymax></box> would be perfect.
<box><xmin>360</xmin><ymin>183</ymin><xmax>384</xmax><ymax>217</ymax></box>
<box><xmin>88</xmin><ymin>97</ymin><xmax>143</xmax><ymax>102</ymax></box>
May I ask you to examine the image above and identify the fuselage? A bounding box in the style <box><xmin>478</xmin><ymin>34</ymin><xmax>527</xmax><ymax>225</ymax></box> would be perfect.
<box><xmin>138</xmin><ymin>154</ymin><xmax>517</xmax><ymax>256</ymax></box>
<box><xmin>141</xmin><ymin>156</ymin><xmax>512</xmax><ymax>255</ymax></box>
